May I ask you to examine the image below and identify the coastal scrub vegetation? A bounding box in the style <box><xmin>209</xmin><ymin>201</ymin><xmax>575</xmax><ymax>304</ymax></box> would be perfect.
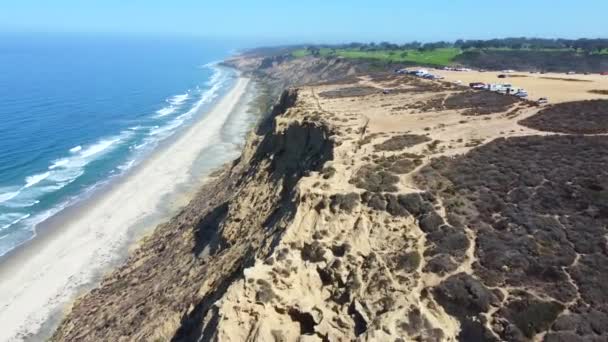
<box><xmin>416</xmin><ymin>135</ymin><xmax>608</xmax><ymax>340</ymax></box>
<box><xmin>405</xmin><ymin>91</ymin><xmax>521</xmax><ymax>115</ymax></box>
<box><xmin>350</xmin><ymin>164</ymin><xmax>399</xmax><ymax>193</ymax></box>
<box><xmin>373</xmin><ymin>134</ymin><xmax>431</xmax><ymax>151</ymax></box>
<box><xmin>589</xmin><ymin>89</ymin><xmax>608</xmax><ymax>95</ymax></box>
<box><xmin>318</xmin><ymin>86</ymin><xmax>380</xmax><ymax>98</ymax></box>
<box><xmin>519</xmin><ymin>99</ymin><xmax>608</xmax><ymax>134</ymax></box>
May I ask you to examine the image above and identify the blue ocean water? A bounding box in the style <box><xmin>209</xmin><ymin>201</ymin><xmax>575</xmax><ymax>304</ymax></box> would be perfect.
<box><xmin>0</xmin><ymin>33</ymin><xmax>237</xmax><ymax>256</ymax></box>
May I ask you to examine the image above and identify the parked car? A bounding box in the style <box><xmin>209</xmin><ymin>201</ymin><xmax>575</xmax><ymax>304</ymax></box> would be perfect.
<box><xmin>515</xmin><ymin>91</ymin><xmax>528</xmax><ymax>98</ymax></box>
<box><xmin>498</xmin><ymin>74</ymin><xmax>508</xmax><ymax>78</ymax></box>
<box><xmin>537</xmin><ymin>97</ymin><xmax>549</xmax><ymax>104</ymax></box>
<box><xmin>567</xmin><ymin>71</ymin><xmax>576</xmax><ymax>75</ymax></box>
<box><xmin>486</xmin><ymin>83</ymin><xmax>500</xmax><ymax>91</ymax></box>
<box><xmin>601</xmin><ymin>72</ymin><xmax>608</xmax><ymax>76</ymax></box>
<box><xmin>469</xmin><ymin>82</ymin><xmax>485</xmax><ymax>89</ymax></box>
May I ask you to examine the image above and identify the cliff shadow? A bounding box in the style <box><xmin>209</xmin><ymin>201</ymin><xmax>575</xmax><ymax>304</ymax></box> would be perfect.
<box><xmin>192</xmin><ymin>202</ymin><xmax>229</xmax><ymax>256</ymax></box>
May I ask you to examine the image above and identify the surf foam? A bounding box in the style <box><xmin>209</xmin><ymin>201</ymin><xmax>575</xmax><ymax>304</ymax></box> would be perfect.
<box><xmin>168</xmin><ymin>93</ymin><xmax>189</xmax><ymax>106</ymax></box>
<box><xmin>25</xmin><ymin>172</ymin><xmax>51</xmax><ymax>188</ymax></box>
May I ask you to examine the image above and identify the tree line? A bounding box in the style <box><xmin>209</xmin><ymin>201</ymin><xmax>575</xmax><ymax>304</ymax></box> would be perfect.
<box><xmin>454</xmin><ymin>38</ymin><xmax>608</xmax><ymax>52</ymax></box>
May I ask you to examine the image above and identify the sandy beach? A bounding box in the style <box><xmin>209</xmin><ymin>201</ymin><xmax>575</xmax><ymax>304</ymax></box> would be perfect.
<box><xmin>0</xmin><ymin>76</ymin><xmax>251</xmax><ymax>341</ymax></box>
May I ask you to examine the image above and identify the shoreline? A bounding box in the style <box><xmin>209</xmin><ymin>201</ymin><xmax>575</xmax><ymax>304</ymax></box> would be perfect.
<box><xmin>0</xmin><ymin>75</ymin><xmax>253</xmax><ymax>341</ymax></box>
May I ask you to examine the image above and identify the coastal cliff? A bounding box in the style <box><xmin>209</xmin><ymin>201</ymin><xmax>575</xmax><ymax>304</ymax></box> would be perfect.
<box><xmin>52</xmin><ymin>87</ymin><xmax>334</xmax><ymax>340</ymax></box>
<box><xmin>53</xmin><ymin>56</ymin><xmax>608</xmax><ymax>341</ymax></box>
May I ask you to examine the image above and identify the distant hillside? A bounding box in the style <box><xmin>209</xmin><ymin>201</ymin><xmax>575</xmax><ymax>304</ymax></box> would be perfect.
<box><xmin>283</xmin><ymin>38</ymin><xmax>608</xmax><ymax>73</ymax></box>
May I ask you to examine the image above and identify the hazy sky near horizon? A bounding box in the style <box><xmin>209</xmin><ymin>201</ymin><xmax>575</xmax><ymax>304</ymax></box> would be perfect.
<box><xmin>1</xmin><ymin>0</ymin><xmax>606</xmax><ymax>44</ymax></box>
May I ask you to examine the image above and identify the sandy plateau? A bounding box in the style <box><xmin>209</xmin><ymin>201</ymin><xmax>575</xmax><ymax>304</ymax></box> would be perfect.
<box><xmin>437</xmin><ymin>69</ymin><xmax>608</xmax><ymax>103</ymax></box>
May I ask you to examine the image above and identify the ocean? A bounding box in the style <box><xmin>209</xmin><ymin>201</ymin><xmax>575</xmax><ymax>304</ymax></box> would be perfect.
<box><xmin>0</xmin><ymin>33</ymin><xmax>238</xmax><ymax>257</ymax></box>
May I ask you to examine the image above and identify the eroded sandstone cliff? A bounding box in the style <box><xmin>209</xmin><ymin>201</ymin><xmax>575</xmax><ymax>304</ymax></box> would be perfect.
<box><xmin>52</xmin><ymin>88</ymin><xmax>338</xmax><ymax>341</ymax></box>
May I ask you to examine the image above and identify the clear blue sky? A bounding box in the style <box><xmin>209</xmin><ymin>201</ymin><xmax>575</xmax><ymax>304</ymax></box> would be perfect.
<box><xmin>1</xmin><ymin>0</ymin><xmax>606</xmax><ymax>44</ymax></box>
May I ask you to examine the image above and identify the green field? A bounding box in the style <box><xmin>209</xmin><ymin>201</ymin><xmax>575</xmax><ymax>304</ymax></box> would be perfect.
<box><xmin>291</xmin><ymin>48</ymin><xmax>461</xmax><ymax>66</ymax></box>
<box><xmin>291</xmin><ymin>49</ymin><xmax>311</xmax><ymax>58</ymax></box>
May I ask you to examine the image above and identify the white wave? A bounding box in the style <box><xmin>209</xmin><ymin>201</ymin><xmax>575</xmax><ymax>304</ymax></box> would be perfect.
<box><xmin>49</xmin><ymin>158</ymin><xmax>69</xmax><ymax>170</ymax></box>
<box><xmin>206</xmin><ymin>67</ymin><xmax>223</xmax><ymax>86</ymax></box>
<box><xmin>25</xmin><ymin>172</ymin><xmax>50</xmax><ymax>188</ymax></box>
<box><xmin>2</xmin><ymin>199</ymin><xmax>39</xmax><ymax>208</ymax></box>
<box><xmin>0</xmin><ymin>173</ymin><xmax>115</xmax><ymax>253</ymax></box>
<box><xmin>80</xmin><ymin>137</ymin><xmax>122</xmax><ymax>158</ymax></box>
<box><xmin>0</xmin><ymin>189</ymin><xmax>20</xmax><ymax>204</ymax></box>
<box><xmin>63</xmin><ymin>134</ymin><xmax>129</xmax><ymax>166</ymax></box>
<box><xmin>69</xmin><ymin>145</ymin><xmax>82</xmax><ymax>153</ymax></box>
<box><xmin>0</xmin><ymin>213</ymin><xmax>31</xmax><ymax>231</ymax></box>
<box><xmin>149</xmin><ymin>119</ymin><xmax>183</xmax><ymax>137</ymax></box>
<box><xmin>155</xmin><ymin>91</ymin><xmax>195</xmax><ymax>118</ymax></box>
<box><xmin>201</xmin><ymin>60</ymin><xmax>220</xmax><ymax>68</ymax></box>
<box><xmin>146</xmin><ymin>66</ymin><xmax>227</xmax><ymax>142</ymax></box>
<box><xmin>168</xmin><ymin>93</ymin><xmax>189</xmax><ymax>106</ymax></box>
<box><xmin>132</xmin><ymin>141</ymin><xmax>148</xmax><ymax>150</ymax></box>
<box><xmin>118</xmin><ymin>159</ymin><xmax>136</xmax><ymax>171</ymax></box>
<box><xmin>45</xmin><ymin>132</ymin><xmax>132</xmax><ymax>185</ymax></box>
<box><xmin>47</xmin><ymin>168</ymin><xmax>85</xmax><ymax>184</ymax></box>
<box><xmin>0</xmin><ymin>131</ymin><xmax>132</xmax><ymax>214</ymax></box>
<box><xmin>155</xmin><ymin>106</ymin><xmax>177</xmax><ymax>117</ymax></box>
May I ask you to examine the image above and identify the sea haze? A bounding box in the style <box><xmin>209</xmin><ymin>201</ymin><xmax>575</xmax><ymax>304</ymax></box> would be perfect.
<box><xmin>0</xmin><ymin>33</ymin><xmax>235</xmax><ymax>256</ymax></box>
